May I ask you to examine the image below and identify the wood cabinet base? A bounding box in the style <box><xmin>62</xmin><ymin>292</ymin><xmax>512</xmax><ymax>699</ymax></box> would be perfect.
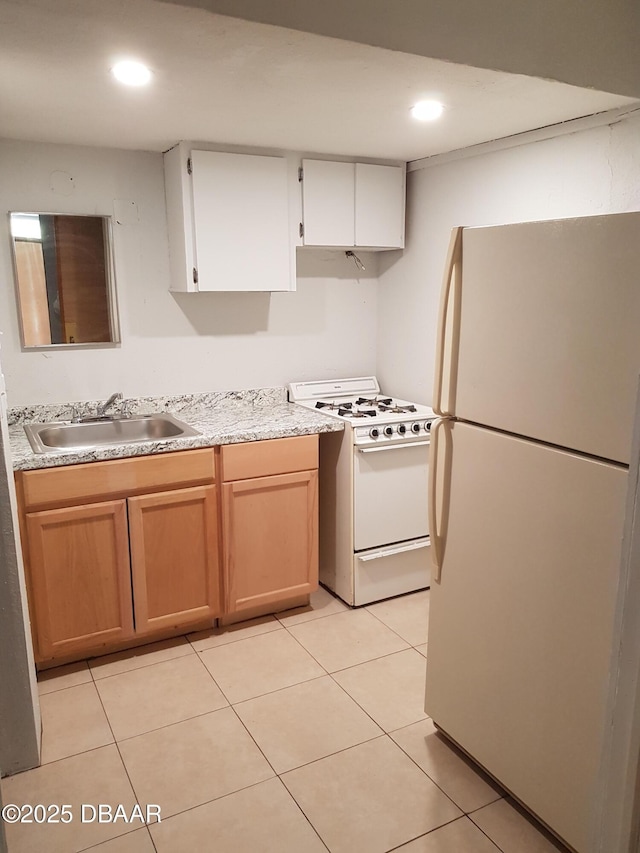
<box><xmin>218</xmin><ymin>593</ymin><xmax>310</xmax><ymax>626</ymax></box>
<box><xmin>17</xmin><ymin>436</ymin><xmax>320</xmax><ymax>669</ymax></box>
<box><xmin>35</xmin><ymin>618</ymin><xmax>213</xmax><ymax>671</ymax></box>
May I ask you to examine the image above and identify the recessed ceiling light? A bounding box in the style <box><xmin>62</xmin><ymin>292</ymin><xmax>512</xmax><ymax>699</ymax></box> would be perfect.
<box><xmin>111</xmin><ymin>60</ymin><xmax>152</xmax><ymax>87</ymax></box>
<box><xmin>411</xmin><ymin>100</ymin><xmax>444</xmax><ymax>121</ymax></box>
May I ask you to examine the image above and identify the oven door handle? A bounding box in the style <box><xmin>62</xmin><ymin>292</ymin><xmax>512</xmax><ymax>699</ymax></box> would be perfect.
<box><xmin>358</xmin><ymin>540</ymin><xmax>430</xmax><ymax>561</ymax></box>
<box><xmin>357</xmin><ymin>440</ymin><xmax>430</xmax><ymax>453</ymax></box>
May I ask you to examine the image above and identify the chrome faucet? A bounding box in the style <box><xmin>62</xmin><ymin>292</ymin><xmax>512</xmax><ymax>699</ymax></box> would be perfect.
<box><xmin>96</xmin><ymin>392</ymin><xmax>123</xmax><ymax>418</ymax></box>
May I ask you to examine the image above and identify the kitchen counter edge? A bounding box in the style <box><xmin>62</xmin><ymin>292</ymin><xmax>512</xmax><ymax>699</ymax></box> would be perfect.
<box><xmin>9</xmin><ymin>400</ymin><xmax>343</xmax><ymax>472</ymax></box>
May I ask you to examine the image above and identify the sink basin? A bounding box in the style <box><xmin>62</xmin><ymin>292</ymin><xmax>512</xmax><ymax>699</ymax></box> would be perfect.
<box><xmin>24</xmin><ymin>413</ymin><xmax>201</xmax><ymax>454</ymax></box>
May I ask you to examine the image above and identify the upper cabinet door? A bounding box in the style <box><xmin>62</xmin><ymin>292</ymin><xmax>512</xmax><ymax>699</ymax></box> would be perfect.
<box><xmin>355</xmin><ymin>163</ymin><xmax>405</xmax><ymax>249</ymax></box>
<box><xmin>301</xmin><ymin>159</ymin><xmax>405</xmax><ymax>249</ymax></box>
<box><xmin>301</xmin><ymin>159</ymin><xmax>355</xmax><ymax>247</ymax></box>
<box><xmin>191</xmin><ymin>150</ymin><xmax>293</xmax><ymax>292</ymax></box>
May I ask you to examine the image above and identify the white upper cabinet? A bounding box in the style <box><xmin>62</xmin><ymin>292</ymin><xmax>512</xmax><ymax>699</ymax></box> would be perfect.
<box><xmin>354</xmin><ymin>163</ymin><xmax>405</xmax><ymax>248</ymax></box>
<box><xmin>300</xmin><ymin>160</ymin><xmax>355</xmax><ymax>247</ymax></box>
<box><xmin>164</xmin><ymin>144</ymin><xmax>294</xmax><ymax>292</ymax></box>
<box><xmin>301</xmin><ymin>159</ymin><xmax>405</xmax><ymax>250</ymax></box>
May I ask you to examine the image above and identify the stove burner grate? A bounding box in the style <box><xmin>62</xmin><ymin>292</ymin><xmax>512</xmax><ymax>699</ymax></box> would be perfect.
<box><xmin>315</xmin><ymin>401</ymin><xmax>352</xmax><ymax>410</ymax></box>
<box><xmin>338</xmin><ymin>408</ymin><xmax>377</xmax><ymax>418</ymax></box>
<box><xmin>378</xmin><ymin>403</ymin><xmax>417</xmax><ymax>414</ymax></box>
<box><xmin>356</xmin><ymin>396</ymin><xmax>392</xmax><ymax>407</ymax></box>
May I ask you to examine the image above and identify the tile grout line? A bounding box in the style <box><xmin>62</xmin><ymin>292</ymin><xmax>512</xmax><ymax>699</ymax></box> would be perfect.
<box><xmin>144</xmin><ymin>777</ymin><xmax>281</xmax><ymax>835</ymax></box>
<box><xmin>113</xmin><ymin>706</ymin><xmax>229</xmax><ymax>745</ymax></box>
<box><xmin>194</xmin><ymin>640</ymin><xmax>330</xmax><ymax>705</ymax></box>
<box><xmin>463</xmin><ymin>817</ymin><xmax>506</xmax><ymax>853</ymax></box>
<box><xmin>36</xmin><ymin>663</ymin><xmax>93</xmax><ymax>696</ymax></box>
<box><xmin>143</xmin><ymin>775</ymin><xmax>332</xmax><ymax>850</ymax></box>
<box><xmin>35</xmin><ymin>593</ymin><xmax>439</xmax><ymax>849</ymax></box>
<box><xmin>87</xmin><ymin>641</ymin><xmax>196</xmax><ymax>683</ymax></box>
<box><xmin>324</xmin><ymin>671</ymin><xmax>389</xmax><ymax>735</ymax></box>
<box><xmin>384</xmin><ymin>729</ymin><xmax>486</xmax><ymax>818</ymax></box>
<box><xmin>222</xmin><ymin>704</ymin><xmax>330</xmax><ymax>850</ymax></box>
<box><xmin>279</xmin><ymin>733</ymin><xmax>389</xmax><ymax>779</ymax></box>
<box><xmin>102</xmin><ymin>639</ymin><xmax>370</xmax><ymax>839</ymax></box>
<box><xmin>91</xmin><ymin>651</ymin><xmax>264</xmax><ymax>852</ymax></box>
<box><xmin>328</xmin><ymin>644</ymin><xmax>427</xmax><ymax>676</ymax></box>
<box><xmin>278</xmin><ymin>733</ymin><xmax>441</xmax><ymax>850</ymax></box>
<box><xmin>37</xmin><ymin>675</ymin><xmax>115</xmax><ymax>768</ymax></box>
<box><xmin>92</xmin><ymin>652</ymin><xmax>232</xmax><ymax>741</ymax></box>
<box><xmin>91</xmin><ymin>675</ymin><xmax>157</xmax><ymax>846</ymax></box>
<box><xmin>186</xmin><ymin>619</ymin><xmax>285</xmax><ymax>653</ymax></box>
<box><xmin>270</xmin><ymin>777</ymin><xmax>331</xmax><ymax>852</ymax></box>
<box><xmin>364</xmin><ymin>600</ymin><xmax>430</xmax><ymax>648</ymax></box>
<box><xmin>199</xmin><ymin>619</ymin><xmax>331</xmax><ymax>678</ymax></box>
<box><xmin>224</xmin><ymin>672</ymin><xmax>330</xmax><ymax>708</ymax></box>
<box><xmin>383</xmin><ymin>815</ymin><xmax>481</xmax><ymax>853</ymax></box>
<box><xmin>274</xmin><ymin>605</ymin><xmax>351</xmax><ymax>629</ymax></box>
<box><xmin>31</xmin><ymin>715</ymin><xmax>486</xmax><ymax>849</ymax></box>
<box><xmin>383</xmin><ymin>717</ymin><xmax>506</xmax><ymax>817</ymax></box>
<box><xmin>76</xmin><ymin>824</ymin><xmax>154</xmax><ymax>853</ymax></box>
<box><xmin>278</xmin><ymin>611</ymin><xmax>416</xmax><ymax>674</ymax></box>
<box><xmin>467</xmin><ymin>797</ymin><xmax>572</xmax><ymax>853</ymax></box>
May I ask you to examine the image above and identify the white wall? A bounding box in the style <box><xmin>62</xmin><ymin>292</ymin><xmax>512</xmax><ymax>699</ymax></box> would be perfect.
<box><xmin>376</xmin><ymin>113</ymin><xmax>640</xmax><ymax>405</ymax></box>
<box><xmin>0</xmin><ymin>139</ymin><xmax>378</xmax><ymax>406</ymax></box>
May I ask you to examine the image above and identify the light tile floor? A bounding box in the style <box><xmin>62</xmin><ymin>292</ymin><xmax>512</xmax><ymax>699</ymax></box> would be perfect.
<box><xmin>2</xmin><ymin>586</ymin><xmax>571</xmax><ymax>853</ymax></box>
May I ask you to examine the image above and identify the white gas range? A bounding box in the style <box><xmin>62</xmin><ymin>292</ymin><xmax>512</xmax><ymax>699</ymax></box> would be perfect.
<box><xmin>288</xmin><ymin>377</ymin><xmax>436</xmax><ymax>605</ymax></box>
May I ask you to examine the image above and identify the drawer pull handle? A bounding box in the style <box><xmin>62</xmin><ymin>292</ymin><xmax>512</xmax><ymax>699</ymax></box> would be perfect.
<box><xmin>357</xmin><ymin>440</ymin><xmax>430</xmax><ymax>453</ymax></box>
<box><xmin>358</xmin><ymin>540</ymin><xmax>429</xmax><ymax>561</ymax></box>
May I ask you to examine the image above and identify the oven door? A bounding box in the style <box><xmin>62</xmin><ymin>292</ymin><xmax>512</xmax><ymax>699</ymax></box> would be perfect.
<box><xmin>353</xmin><ymin>438</ymin><xmax>429</xmax><ymax>551</ymax></box>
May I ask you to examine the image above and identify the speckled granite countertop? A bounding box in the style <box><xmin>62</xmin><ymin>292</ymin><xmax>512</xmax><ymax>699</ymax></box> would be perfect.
<box><xmin>9</xmin><ymin>388</ymin><xmax>343</xmax><ymax>471</ymax></box>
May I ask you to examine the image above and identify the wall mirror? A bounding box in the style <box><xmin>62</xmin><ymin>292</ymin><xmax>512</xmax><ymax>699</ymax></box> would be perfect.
<box><xmin>9</xmin><ymin>212</ymin><xmax>120</xmax><ymax>348</ymax></box>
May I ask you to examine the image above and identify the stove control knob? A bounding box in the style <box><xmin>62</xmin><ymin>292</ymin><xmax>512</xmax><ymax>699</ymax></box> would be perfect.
<box><xmin>397</xmin><ymin>424</ymin><xmax>407</xmax><ymax>435</ymax></box>
<box><xmin>370</xmin><ymin>428</ymin><xmax>379</xmax><ymax>439</ymax></box>
<box><xmin>384</xmin><ymin>425</ymin><xmax>394</xmax><ymax>437</ymax></box>
<box><xmin>425</xmin><ymin>420</ymin><xmax>433</xmax><ymax>432</ymax></box>
<box><xmin>411</xmin><ymin>422</ymin><xmax>421</xmax><ymax>434</ymax></box>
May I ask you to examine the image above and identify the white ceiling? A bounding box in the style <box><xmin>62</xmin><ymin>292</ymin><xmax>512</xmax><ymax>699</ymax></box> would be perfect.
<box><xmin>0</xmin><ymin>0</ymin><xmax>636</xmax><ymax>161</ymax></box>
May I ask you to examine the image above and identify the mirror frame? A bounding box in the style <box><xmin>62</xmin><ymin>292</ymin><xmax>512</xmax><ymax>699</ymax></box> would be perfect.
<box><xmin>9</xmin><ymin>211</ymin><xmax>121</xmax><ymax>351</ymax></box>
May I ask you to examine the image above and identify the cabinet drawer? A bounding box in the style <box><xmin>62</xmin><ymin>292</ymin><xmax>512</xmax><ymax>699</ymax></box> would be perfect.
<box><xmin>221</xmin><ymin>435</ymin><xmax>318</xmax><ymax>481</ymax></box>
<box><xmin>20</xmin><ymin>449</ymin><xmax>216</xmax><ymax>510</ymax></box>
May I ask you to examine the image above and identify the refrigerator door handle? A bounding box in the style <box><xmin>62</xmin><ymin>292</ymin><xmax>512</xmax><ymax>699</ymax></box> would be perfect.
<box><xmin>433</xmin><ymin>226</ymin><xmax>463</xmax><ymax>417</ymax></box>
<box><xmin>429</xmin><ymin>417</ymin><xmax>450</xmax><ymax>581</ymax></box>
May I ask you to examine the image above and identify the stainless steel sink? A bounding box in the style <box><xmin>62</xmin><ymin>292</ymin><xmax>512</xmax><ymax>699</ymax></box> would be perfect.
<box><xmin>24</xmin><ymin>413</ymin><xmax>201</xmax><ymax>454</ymax></box>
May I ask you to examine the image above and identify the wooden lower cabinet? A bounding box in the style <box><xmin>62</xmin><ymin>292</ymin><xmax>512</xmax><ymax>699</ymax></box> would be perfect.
<box><xmin>19</xmin><ymin>438</ymin><xmax>320</xmax><ymax>665</ymax></box>
<box><xmin>128</xmin><ymin>485</ymin><xmax>221</xmax><ymax>633</ymax></box>
<box><xmin>223</xmin><ymin>470</ymin><xmax>318</xmax><ymax>614</ymax></box>
<box><xmin>26</xmin><ymin>500</ymin><xmax>134</xmax><ymax>659</ymax></box>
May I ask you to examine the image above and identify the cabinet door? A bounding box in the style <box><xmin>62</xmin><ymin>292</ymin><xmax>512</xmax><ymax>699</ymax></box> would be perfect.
<box><xmin>26</xmin><ymin>500</ymin><xmax>133</xmax><ymax>660</ymax></box>
<box><xmin>301</xmin><ymin>159</ymin><xmax>355</xmax><ymax>247</ymax></box>
<box><xmin>128</xmin><ymin>485</ymin><xmax>221</xmax><ymax>633</ymax></box>
<box><xmin>355</xmin><ymin>163</ymin><xmax>405</xmax><ymax>248</ymax></box>
<box><xmin>223</xmin><ymin>470</ymin><xmax>318</xmax><ymax>613</ymax></box>
<box><xmin>191</xmin><ymin>150</ymin><xmax>293</xmax><ymax>292</ymax></box>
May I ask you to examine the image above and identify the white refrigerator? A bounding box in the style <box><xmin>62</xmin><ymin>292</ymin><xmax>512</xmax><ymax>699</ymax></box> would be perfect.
<box><xmin>425</xmin><ymin>212</ymin><xmax>640</xmax><ymax>853</ymax></box>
